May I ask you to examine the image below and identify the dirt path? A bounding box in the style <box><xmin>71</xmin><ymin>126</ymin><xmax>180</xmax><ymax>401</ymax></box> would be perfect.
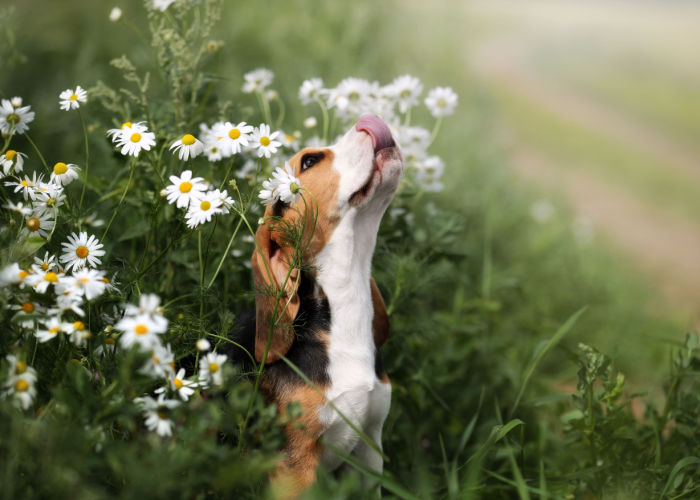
<box><xmin>466</xmin><ymin>36</ymin><xmax>700</xmax><ymax>325</ymax></box>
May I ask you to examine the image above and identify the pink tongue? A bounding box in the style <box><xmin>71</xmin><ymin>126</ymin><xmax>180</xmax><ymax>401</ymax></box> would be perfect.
<box><xmin>355</xmin><ymin>115</ymin><xmax>395</xmax><ymax>153</ymax></box>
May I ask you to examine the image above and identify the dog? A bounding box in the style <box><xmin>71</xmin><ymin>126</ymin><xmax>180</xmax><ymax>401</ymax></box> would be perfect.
<box><xmin>228</xmin><ymin>114</ymin><xmax>403</xmax><ymax>496</ymax></box>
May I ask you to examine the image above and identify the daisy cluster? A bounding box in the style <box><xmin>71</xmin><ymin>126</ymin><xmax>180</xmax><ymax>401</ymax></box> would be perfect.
<box><xmin>297</xmin><ymin>74</ymin><xmax>458</xmax><ymax>192</ymax></box>
<box><xmin>115</xmin><ymin>293</ymin><xmax>229</xmax><ymax>437</ymax></box>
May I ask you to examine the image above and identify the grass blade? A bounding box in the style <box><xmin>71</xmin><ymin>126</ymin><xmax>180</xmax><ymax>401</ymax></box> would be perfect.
<box><xmin>511</xmin><ymin>307</ymin><xmax>587</xmax><ymax>415</ymax></box>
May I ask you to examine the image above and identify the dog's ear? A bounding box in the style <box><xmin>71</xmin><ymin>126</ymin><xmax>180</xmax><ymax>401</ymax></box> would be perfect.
<box><xmin>251</xmin><ymin>219</ymin><xmax>301</xmax><ymax>364</ymax></box>
<box><xmin>370</xmin><ymin>277</ymin><xmax>390</xmax><ymax>348</ymax></box>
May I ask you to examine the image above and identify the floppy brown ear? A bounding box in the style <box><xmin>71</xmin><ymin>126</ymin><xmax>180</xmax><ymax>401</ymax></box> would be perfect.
<box><xmin>252</xmin><ymin>220</ymin><xmax>301</xmax><ymax>364</ymax></box>
<box><xmin>370</xmin><ymin>277</ymin><xmax>390</xmax><ymax>348</ymax></box>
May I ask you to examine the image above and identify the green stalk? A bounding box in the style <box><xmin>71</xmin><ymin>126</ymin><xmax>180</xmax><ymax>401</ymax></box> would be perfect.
<box><xmin>77</xmin><ymin>108</ymin><xmax>90</xmax><ymax>210</ymax></box>
<box><xmin>102</xmin><ymin>159</ymin><xmax>136</xmax><ymax>239</ymax></box>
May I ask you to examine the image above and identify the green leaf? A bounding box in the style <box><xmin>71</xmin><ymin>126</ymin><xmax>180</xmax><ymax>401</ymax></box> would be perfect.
<box><xmin>658</xmin><ymin>456</ymin><xmax>700</xmax><ymax>499</ymax></box>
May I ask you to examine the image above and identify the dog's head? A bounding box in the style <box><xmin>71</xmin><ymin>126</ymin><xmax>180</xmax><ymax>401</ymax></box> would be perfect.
<box><xmin>252</xmin><ymin>115</ymin><xmax>402</xmax><ymax>363</ymax></box>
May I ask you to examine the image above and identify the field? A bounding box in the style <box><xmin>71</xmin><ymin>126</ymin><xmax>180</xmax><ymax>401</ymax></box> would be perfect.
<box><xmin>1</xmin><ymin>0</ymin><xmax>699</xmax><ymax>498</ymax></box>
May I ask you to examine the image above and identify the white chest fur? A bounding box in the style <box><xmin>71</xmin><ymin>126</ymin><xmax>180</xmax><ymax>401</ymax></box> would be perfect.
<box><xmin>314</xmin><ymin>211</ymin><xmax>392</xmax><ymax>472</ymax></box>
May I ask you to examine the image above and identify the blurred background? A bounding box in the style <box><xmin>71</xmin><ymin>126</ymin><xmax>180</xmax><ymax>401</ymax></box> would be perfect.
<box><xmin>3</xmin><ymin>0</ymin><xmax>699</xmax><ymax>383</ymax></box>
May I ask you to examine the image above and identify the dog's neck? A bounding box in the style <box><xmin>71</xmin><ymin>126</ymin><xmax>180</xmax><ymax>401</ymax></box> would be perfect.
<box><xmin>315</xmin><ymin>208</ymin><xmax>380</xmax><ymax>364</ymax></box>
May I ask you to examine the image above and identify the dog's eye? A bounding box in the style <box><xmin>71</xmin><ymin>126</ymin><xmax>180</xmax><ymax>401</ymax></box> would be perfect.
<box><xmin>301</xmin><ymin>153</ymin><xmax>322</xmax><ymax>171</ymax></box>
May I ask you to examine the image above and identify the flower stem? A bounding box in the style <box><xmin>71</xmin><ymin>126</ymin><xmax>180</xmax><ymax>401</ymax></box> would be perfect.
<box><xmin>427</xmin><ymin>116</ymin><xmax>443</xmax><ymax>148</ymax></box>
<box><xmin>206</xmin><ymin>216</ymin><xmax>244</xmax><ymax>289</ymax></box>
<box><xmin>316</xmin><ymin>96</ymin><xmax>330</xmax><ymax>143</ymax></box>
<box><xmin>102</xmin><ymin>159</ymin><xmax>136</xmax><ymax>239</ymax></box>
<box><xmin>78</xmin><ymin>109</ymin><xmax>90</xmax><ymax>210</ymax></box>
<box><xmin>24</xmin><ymin>133</ymin><xmax>50</xmax><ymax>175</ymax></box>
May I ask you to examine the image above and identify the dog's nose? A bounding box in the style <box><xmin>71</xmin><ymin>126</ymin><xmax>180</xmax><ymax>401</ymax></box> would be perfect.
<box><xmin>355</xmin><ymin>115</ymin><xmax>395</xmax><ymax>154</ymax></box>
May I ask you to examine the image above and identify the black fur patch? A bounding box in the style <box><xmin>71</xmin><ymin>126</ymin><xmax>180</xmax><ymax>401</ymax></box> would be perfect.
<box><xmin>225</xmin><ymin>271</ymin><xmax>331</xmax><ymax>390</ymax></box>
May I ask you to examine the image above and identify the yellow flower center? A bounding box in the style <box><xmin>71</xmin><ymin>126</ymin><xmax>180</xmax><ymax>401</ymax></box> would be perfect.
<box><xmin>7</xmin><ymin>113</ymin><xmax>19</xmax><ymax>124</ymax></box>
<box><xmin>121</xmin><ymin>122</ymin><xmax>132</xmax><ymax>130</ymax></box>
<box><xmin>26</xmin><ymin>218</ymin><xmax>40</xmax><ymax>231</ymax></box>
<box><xmin>182</xmin><ymin>134</ymin><xmax>196</xmax><ymax>146</ymax></box>
<box><xmin>5</xmin><ymin>149</ymin><xmax>16</xmax><ymax>160</ymax></box>
<box><xmin>15</xmin><ymin>361</ymin><xmax>27</xmax><ymax>373</ymax></box>
<box><xmin>260</xmin><ymin>136</ymin><xmax>271</xmax><ymax>147</ymax></box>
<box><xmin>76</xmin><ymin>246</ymin><xmax>89</xmax><ymax>258</ymax></box>
<box><xmin>45</xmin><ymin>272</ymin><xmax>58</xmax><ymax>282</ymax></box>
<box><xmin>19</xmin><ymin>270</ymin><xmax>29</xmax><ymax>280</ymax></box>
<box><xmin>179</xmin><ymin>181</ymin><xmax>192</xmax><ymax>193</ymax></box>
<box><xmin>21</xmin><ymin>302</ymin><xmax>34</xmax><ymax>314</ymax></box>
<box><xmin>53</xmin><ymin>162</ymin><xmax>68</xmax><ymax>175</ymax></box>
<box><xmin>49</xmin><ymin>327</ymin><xmax>59</xmax><ymax>335</ymax></box>
<box><xmin>200</xmin><ymin>200</ymin><xmax>211</xmax><ymax>211</ymax></box>
<box><xmin>69</xmin><ymin>94</ymin><xmax>78</xmax><ymax>101</ymax></box>
<box><xmin>157</xmin><ymin>410</ymin><xmax>168</xmax><ymax>419</ymax></box>
<box><xmin>101</xmin><ymin>277</ymin><xmax>110</xmax><ymax>284</ymax></box>
<box><xmin>20</xmin><ymin>180</ymin><xmax>29</xmax><ymax>187</ymax></box>
<box><xmin>130</xmin><ymin>132</ymin><xmax>142</xmax><ymax>143</ymax></box>
<box><xmin>228</xmin><ymin>128</ymin><xmax>241</xmax><ymax>140</ymax></box>
<box><xmin>80</xmin><ymin>277</ymin><xmax>90</xmax><ymax>283</ymax></box>
<box><xmin>105</xmin><ymin>338</ymin><xmax>116</xmax><ymax>345</ymax></box>
<box><xmin>285</xmin><ymin>135</ymin><xmax>293</xmax><ymax>142</ymax></box>
<box><xmin>209</xmin><ymin>362</ymin><xmax>219</xmax><ymax>373</ymax></box>
<box><xmin>211</xmin><ymin>147</ymin><xmax>218</xmax><ymax>153</ymax></box>
<box><xmin>134</xmin><ymin>324</ymin><xmax>149</xmax><ymax>335</ymax></box>
<box><xmin>41</xmin><ymin>262</ymin><xmax>49</xmax><ymax>271</ymax></box>
<box><xmin>14</xmin><ymin>380</ymin><xmax>29</xmax><ymax>392</ymax></box>
<box><xmin>73</xmin><ymin>321</ymin><xmax>85</xmax><ymax>331</ymax></box>
<box><xmin>173</xmin><ymin>378</ymin><xmax>183</xmax><ymax>389</ymax></box>
<box><xmin>153</xmin><ymin>356</ymin><xmax>161</xmax><ymax>364</ymax></box>
<box><xmin>437</xmin><ymin>98</ymin><xmax>446</xmax><ymax>108</ymax></box>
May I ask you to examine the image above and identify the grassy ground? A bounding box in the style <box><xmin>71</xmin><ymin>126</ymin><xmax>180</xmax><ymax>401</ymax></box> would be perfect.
<box><xmin>1</xmin><ymin>0</ymin><xmax>698</xmax><ymax>498</ymax></box>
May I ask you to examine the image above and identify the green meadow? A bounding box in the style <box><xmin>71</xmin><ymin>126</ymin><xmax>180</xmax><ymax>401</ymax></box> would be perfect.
<box><xmin>1</xmin><ymin>0</ymin><xmax>698</xmax><ymax>498</ymax></box>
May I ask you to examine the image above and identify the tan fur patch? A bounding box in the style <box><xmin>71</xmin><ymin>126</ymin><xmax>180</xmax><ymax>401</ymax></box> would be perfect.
<box><xmin>270</xmin><ymin>385</ymin><xmax>328</xmax><ymax>498</ymax></box>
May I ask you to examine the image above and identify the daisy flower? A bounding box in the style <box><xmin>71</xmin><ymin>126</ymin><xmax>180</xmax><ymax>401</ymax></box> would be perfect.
<box><xmin>251</xmin><ymin>123</ymin><xmax>281</xmax><ymax>158</ymax></box>
<box><xmin>109</xmin><ymin>7</ymin><xmax>122</xmax><ymax>22</ymax></box>
<box><xmin>117</xmin><ymin>313</ymin><xmax>167</xmax><ymax>350</ymax></box>
<box><xmin>51</xmin><ymin>293</ymin><xmax>86</xmax><ymax>317</ymax></box>
<box><xmin>107</xmin><ymin>121</ymin><xmax>145</xmax><ymax>143</ymax></box>
<box><xmin>199</xmin><ymin>352</ymin><xmax>228</xmax><ymax>388</ymax></box>
<box><xmin>415</xmin><ymin>155</ymin><xmax>445</xmax><ymax>192</ymax></box>
<box><xmin>152</xmin><ymin>0</ymin><xmax>176</xmax><ymax>11</ymax></box>
<box><xmin>5</xmin><ymin>171</ymin><xmax>45</xmax><ymax>201</ymax></box>
<box><xmin>0</xmin><ymin>263</ymin><xmax>29</xmax><ymax>286</ymax></box>
<box><xmin>65</xmin><ymin>320</ymin><xmax>91</xmax><ymax>346</ymax></box>
<box><xmin>184</xmin><ymin>190</ymin><xmax>226</xmax><ymax>228</ymax></box>
<box><xmin>35</xmin><ymin>316</ymin><xmax>69</xmax><ymax>343</ymax></box>
<box><xmin>50</xmin><ymin>162</ymin><xmax>80</xmax><ymax>185</ymax></box>
<box><xmin>1</xmin><ymin>149</ymin><xmax>27</xmax><ymax>176</ymax></box>
<box><xmin>274</xmin><ymin>163</ymin><xmax>302</xmax><ymax>205</ymax></box>
<box><xmin>242</xmin><ymin>68</ymin><xmax>274</xmax><ymax>94</ymax></box>
<box><xmin>25</xmin><ymin>267</ymin><xmax>60</xmax><ymax>294</ymax></box>
<box><xmin>139</xmin><ymin>343</ymin><xmax>175</xmax><ymax>379</ymax></box>
<box><xmin>303</xmin><ymin>116</ymin><xmax>317</xmax><ymax>129</ymax></box>
<box><xmin>170</xmin><ymin>134</ymin><xmax>204</xmax><ymax>161</ymax></box>
<box><xmin>389</xmin><ymin>75</ymin><xmax>423</xmax><ymax>113</ymax></box>
<box><xmin>10</xmin><ymin>297</ymin><xmax>45</xmax><ymax>329</ymax></box>
<box><xmin>118</xmin><ymin>123</ymin><xmax>156</xmax><ymax>157</ymax></box>
<box><xmin>165</xmin><ymin>170</ymin><xmax>207</xmax><ymax>208</ymax></box>
<box><xmin>213</xmin><ymin>121</ymin><xmax>253</xmax><ymax>155</ymax></box>
<box><xmin>298</xmin><ymin>78</ymin><xmax>326</xmax><ymax>105</ymax></box>
<box><xmin>4</xmin><ymin>359</ymin><xmax>38</xmax><ymax>410</ymax></box>
<box><xmin>3</xmin><ymin>200</ymin><xmax>32</xmax><ymax>217</ymax></box>
<box><xmin>22</xmin><ymin>209</ymin><xmax>55</xmax><ymax>239</ymax></box>
<box><xmin>327</xmin><ymin>77</ymin><xmax>372</xmax><ymax>117</ymax></box>
<box><xmin>59</xmin><ymin>268</ymin><xmax>108</xmax><ymax>301</ymax></box>
<box><xmin>280</xmin><ymin>131</ymin><xmax>300</xmax><ymax>150</ymax></box>
<box><xmin>135</xmin><ymin>394</ymin><xmax>180</xmax><ymax>437</ymax></box>
<box><xmin>123</xmin><ymin>294</ymin><xmax>168</xmax><ymax>332</ymax></box>
<box><xmin>0</xmin><ymin>98</ymin><xmax>35</xmax><ymax>135</ymax></box>
<box><xmin>33</xmin><ymin>251</ymin><xmax>58</xmax><ymax>272</ymax></box>
<box><xmin>204</xmin><ymin>142</ymin><xmax>223</xmax><ymax>162</ymax></box>
<box><xmin>156</xmin><ymin>368</ymin><xmax>198</xmax><ymax>401</ymax></box>
<box><xmin>59</xmin><ymin>232</ymin><xmax>105</xmax><ymax>271</ymax></box>
<box><xmin>59</xmin><ymin>86</ymin><xmax>88</xmax><ymax>111</ymax></box>
<box><xmin>217</xmin><ymin>189</ymin><xmax>235</xmax><ymax>214</ymax></box>
<box><xmin>259</xmin><ymin>163</ymin><xmax>301</xmax><ymax>205</ymax></box>
<box><xmin>425</xmin><ymin>86</ymin><xmax>458</xmax><ymax>117</ymax></box>
<box><xmin>235</xmin><ymin>159</ymin><xmax>258</xmax><ymax>180</ymax></box>
<box><xmin>34</xmin><ymin>182</ymin><xmax>66</xmax><ymax>213</ymax></box>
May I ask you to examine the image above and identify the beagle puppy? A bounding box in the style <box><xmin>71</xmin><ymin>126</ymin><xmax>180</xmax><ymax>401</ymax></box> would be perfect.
<box><xmin>228</xmin><ymin>114</ymin><xmax>403</xmax><ymax>496</ymax></box>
